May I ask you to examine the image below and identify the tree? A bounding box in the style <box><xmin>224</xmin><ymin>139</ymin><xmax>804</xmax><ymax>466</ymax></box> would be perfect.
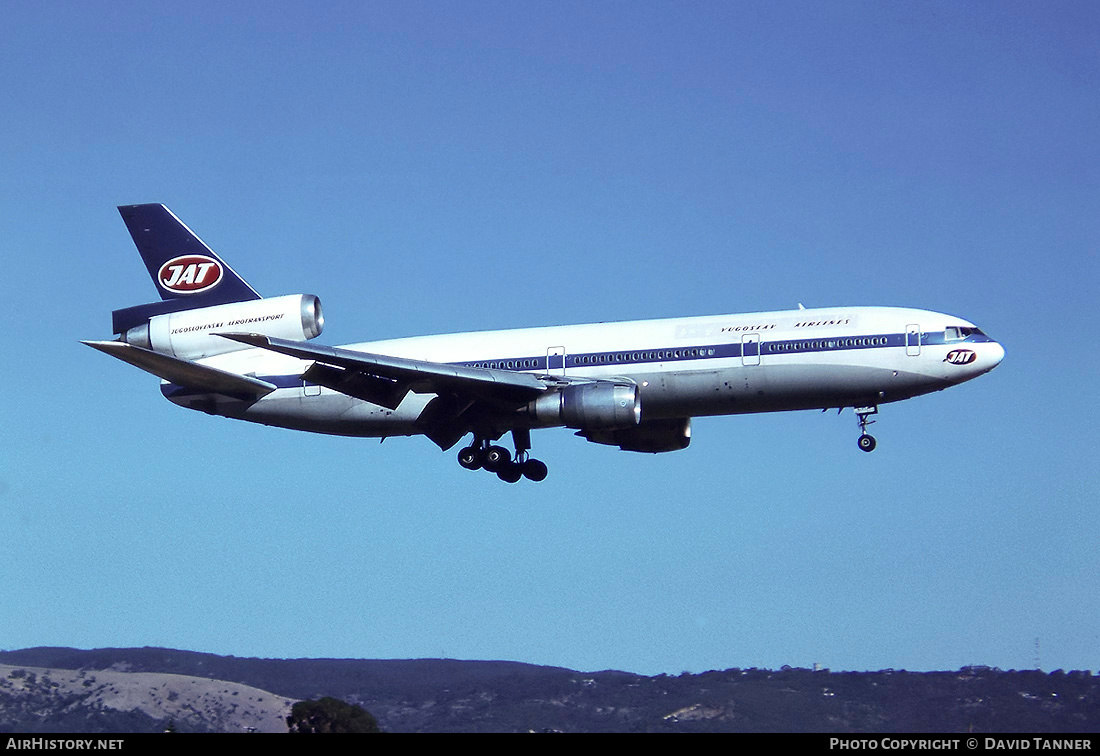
<box><xmin>286</xmin><ymin>697</ymin><xmax>381</xmax><ymax>733</ymax></box>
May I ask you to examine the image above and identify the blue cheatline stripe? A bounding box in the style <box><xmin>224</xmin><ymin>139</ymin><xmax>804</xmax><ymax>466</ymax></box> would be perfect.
<box><xmin>161</xmin><ymin>329</ymin><xmax>992</xmax><ymax>397</ymax></box>
<box><xmin>457</xmin><ymin>330</ymin><xmax>934</xmax><ymax>371</ymax></box>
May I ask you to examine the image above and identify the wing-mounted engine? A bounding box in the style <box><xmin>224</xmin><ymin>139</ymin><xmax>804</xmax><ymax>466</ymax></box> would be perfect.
<box><xmin>120</xmin><ymin>294</ymin><xmax>324</xmax><ymax>360</ymax></box>
<box><xmin>528</xmin><ymin>381</ymin><xmax>641</xmax><ymax>430</ymax></box>
<box><xmin>579</xmin><ymin>418</ymin><xmax>691</xmax><ymax>453</ymax></box>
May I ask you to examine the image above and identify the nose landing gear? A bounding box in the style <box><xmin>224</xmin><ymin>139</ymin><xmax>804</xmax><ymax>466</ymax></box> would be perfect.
<box><xmin>456</xmin><ymin>429</ymin><xmax>549</xmax><ymax>482</ymax></box>
<box><xmin>855</xmin><ymin>405</ymin><xmax>878</xmax><ymax>452</ymax></box>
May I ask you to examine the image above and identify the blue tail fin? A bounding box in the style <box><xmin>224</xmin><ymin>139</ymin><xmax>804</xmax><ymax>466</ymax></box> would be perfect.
<box><xmin>119</xmin><ymin>204</ymin><xmax>260</xmax><ymax>303</ymax></box>
<box><xmin>112</xmin><ymin>204</ymin><xmax>262</xmax><ymax>333</ymax></box>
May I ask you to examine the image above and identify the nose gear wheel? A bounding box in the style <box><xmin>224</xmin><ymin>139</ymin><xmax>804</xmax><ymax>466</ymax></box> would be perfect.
<box><xmin>854</xmin><ymin>406</ymin><xmax>878</xmax><ymax>453</ymax></box>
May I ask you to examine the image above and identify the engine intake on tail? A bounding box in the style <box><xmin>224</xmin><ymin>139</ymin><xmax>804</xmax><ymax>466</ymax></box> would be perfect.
<box><xmin>121</xmin><ymin>294</ymin><xmax>324</xmax><ymax>360</ymax></box>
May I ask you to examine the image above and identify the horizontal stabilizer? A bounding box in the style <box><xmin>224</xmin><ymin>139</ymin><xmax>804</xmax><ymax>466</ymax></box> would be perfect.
<box><xmin>82</xmin><ymin>340</ymin><xmax>276</xmax><ymax>400</ymax></box>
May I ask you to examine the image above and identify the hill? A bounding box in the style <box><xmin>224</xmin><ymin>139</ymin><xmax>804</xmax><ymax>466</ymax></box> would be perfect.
<box><xmin>0</xmin><ymin>662</ymin><xmax>291</xmax><ymax>733</ymax></box>
<box><xmin>0</xmin><ymin>648</ymin><xmax>1096</xmax><ymax>733</ymax></box>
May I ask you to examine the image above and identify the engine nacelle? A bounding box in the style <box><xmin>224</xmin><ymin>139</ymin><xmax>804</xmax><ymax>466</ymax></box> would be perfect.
<box><xmin>529</xmin><ymin>382</ymin><xmax>641</xmax><ymax>430</ymax></box>
<box><xmin>121</xmin><ymin>294</ymin><xmax>324</xmax><ymax>360</ymax></box>
<box><xmin>579</xmin><ymin>418</ymin><xmax>691</xmax><ymax>453</ymax></box>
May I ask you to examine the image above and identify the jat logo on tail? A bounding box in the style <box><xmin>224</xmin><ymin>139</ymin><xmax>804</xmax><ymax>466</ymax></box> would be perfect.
<box><xmin>158</xmin><ymin>255</ymin><xmax>224</xmax><ymax>294</ymax></box>
<box><xmin>945</xmin><ymin>349</ymin><xmax>977</xmax><ymax>365</ymax></box>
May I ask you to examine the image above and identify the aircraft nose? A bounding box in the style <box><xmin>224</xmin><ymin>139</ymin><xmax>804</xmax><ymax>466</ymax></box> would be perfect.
<box><xmin>987</xmin><ymin>341</ymin><xmax>1005</xmax><ymax>370</ymax></box>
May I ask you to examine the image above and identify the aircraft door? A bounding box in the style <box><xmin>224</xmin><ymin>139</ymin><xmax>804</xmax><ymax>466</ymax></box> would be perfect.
<box><xmin>906</xmin><ymin>324</ymin><xmax>921</xmax><ymax>356</ymax></box>
<box><xmin>547</xmin><ymin>346</ymin><xmax>566</xmax><ymax>376</ymax></box>
<box><xmin>742</xmin><ymin>333</ymin><xmax>761</xmax><ymax>366</ymax></box>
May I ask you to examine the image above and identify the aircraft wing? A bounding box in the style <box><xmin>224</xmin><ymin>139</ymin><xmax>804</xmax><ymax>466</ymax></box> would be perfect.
<box><xmin>82</xmin><ymin>340</ymin><xmax>277</xmax><ymax>400</ymax></box>
<box><xmin>217</xmin><ymin>332</ymin><xmax>551</xmax><ymax>411</ymax></box>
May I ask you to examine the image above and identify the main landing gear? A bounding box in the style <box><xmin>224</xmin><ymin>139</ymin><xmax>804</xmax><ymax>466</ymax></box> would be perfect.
<box><xmin>457</xmin><ymin>429</ymin><xmax>549</xmax><ymax>483</ymax></box>
<box><xmin>855</xmin><ymin>405</ymin><xmax>878</xmax><ymax>453</ymax></box>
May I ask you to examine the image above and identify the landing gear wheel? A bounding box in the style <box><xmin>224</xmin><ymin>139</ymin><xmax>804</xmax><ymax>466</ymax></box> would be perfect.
<box><xmin>522</xmin><ymin>459</ymin><xmax>548</xmax><ymax>482</ymax></box>
<box><xmin>457</xmin><ymin>446</ymin><xmax>484</xmax><ymax>470</ymax></box>
<box><xmin>457</xmin><ymin>431</ymin><xmax>550</xmax><ymax>482</ymax></box>
<box><xmin>497</xmin><ymin>464</ymin><xmax>523</xmax><ymax>483</ymax></box>
<box><xmin>853</xmin><ymin>406</ymin><xmax>879</xmax><ymax>454</ymax></box>
<box><xmin>484</xmin><ymin>445</ymin><xmax>511</xmax><ymax>472</ymax></box>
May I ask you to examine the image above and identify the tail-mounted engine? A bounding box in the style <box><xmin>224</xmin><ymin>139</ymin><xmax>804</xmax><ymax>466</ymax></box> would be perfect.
<box><xmin>120</xmin><ymin>294</ymin><xmax>324</xmax><ymax>360</ymax></box>
<box><xmin>528</xmin><ymin>382</ymin><xmax>641</xmax><ymax>430</ymax></box>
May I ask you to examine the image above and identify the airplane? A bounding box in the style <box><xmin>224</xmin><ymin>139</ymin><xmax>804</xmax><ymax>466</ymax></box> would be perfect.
<box><xmin>84</xmin><ymin>204</ymin><xmax>1005</xmax><ymax>483</ymax></box>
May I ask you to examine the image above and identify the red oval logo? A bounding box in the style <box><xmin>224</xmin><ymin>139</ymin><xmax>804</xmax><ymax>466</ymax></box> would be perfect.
<box><xmin>158</xmin><ymin>255</ymin><xmax>224</xmax><ymax>294</ymax></box>
<box><xmin>945</xmin><ymin>349</ymin><xmax>977</xmax><ymax>365</ymax></box>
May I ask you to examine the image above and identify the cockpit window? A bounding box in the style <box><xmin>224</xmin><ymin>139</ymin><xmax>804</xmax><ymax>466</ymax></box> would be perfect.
<box><xmin>946</xmin><ymin>326</ymin><xmax>989</xmax><ymax>342</ymax></box>
<box><xmin>945</xmin><ymin>326</ymin><xmax>990</xmax><ymax>342</ymax></box>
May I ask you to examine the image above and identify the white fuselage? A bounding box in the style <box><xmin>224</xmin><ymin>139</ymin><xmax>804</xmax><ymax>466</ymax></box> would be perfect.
<box><xmin>166</xmin><ymin>305</ymin><xmax>1004</xmax><ymax>440</ymax></box>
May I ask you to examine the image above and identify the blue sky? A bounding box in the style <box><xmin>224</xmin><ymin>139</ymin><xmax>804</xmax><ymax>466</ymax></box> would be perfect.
<box><xmin>1</xmin><ymin>1</ymin><xmax>1097</xmax><ymax>676</ymax></box>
